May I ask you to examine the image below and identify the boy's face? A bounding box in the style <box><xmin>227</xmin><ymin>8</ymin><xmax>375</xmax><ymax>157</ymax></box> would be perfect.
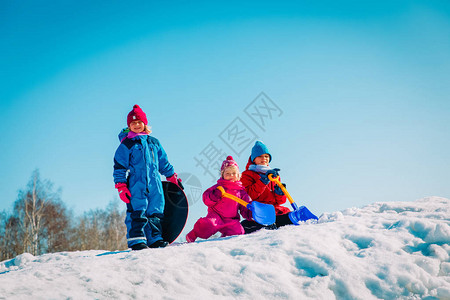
<box><xmin>223</xmin><ymin>166</ymin><xmax>240</xmax><ymax>182</ymax></box>
<box><xmin>130</xmin><ymin>120</ymin><xmax>145</xmax><ymax>133</ymax></box>
<box><xmin>254</xmin><ymin>154</ymin><xmax>270</xmax><ymax>166</ymax></box>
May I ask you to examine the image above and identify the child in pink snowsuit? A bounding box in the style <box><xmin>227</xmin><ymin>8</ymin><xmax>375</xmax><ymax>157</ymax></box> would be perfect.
<box><xmin>186</xmin><ymin>156</ymin><xmax>252</xmax><ymax>242</ymax></box>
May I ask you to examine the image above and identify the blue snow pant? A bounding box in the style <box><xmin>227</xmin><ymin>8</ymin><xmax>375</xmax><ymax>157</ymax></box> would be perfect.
<box><xmin>125</xmin><ymin>185</ymin><xmax>165</xmax><ymax>247</ymax></box>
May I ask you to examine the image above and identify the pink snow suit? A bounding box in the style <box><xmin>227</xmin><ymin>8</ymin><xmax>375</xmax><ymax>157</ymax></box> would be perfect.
<box><xmin>187</xmin><ymin>178</ymin><xmax>252</xmax><ymax>241</ymax></box>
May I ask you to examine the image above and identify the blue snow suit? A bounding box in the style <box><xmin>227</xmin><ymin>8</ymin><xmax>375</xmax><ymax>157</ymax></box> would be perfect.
<box><xmin>113</xmin><ymin>129</ymin><xmax>175</xmax><ymax>247</ymax></box>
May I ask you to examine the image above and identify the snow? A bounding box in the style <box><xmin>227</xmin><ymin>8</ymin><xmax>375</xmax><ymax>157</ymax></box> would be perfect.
<box><xmin>1</xmin><ymin>197</ymin><xmax>449</xmax><ymax>299</ymax></box>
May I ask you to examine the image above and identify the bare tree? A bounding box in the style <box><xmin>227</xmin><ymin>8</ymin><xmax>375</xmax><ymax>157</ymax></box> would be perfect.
<box><xmin>1</xmin><ymin>213</ymin><xmax>22</xmax><ymax>260</ymax></box>
<box><xmin>41</xmin><ymin>199</ymin><xmax>73</xmax><ymax>253</ymax></box>
<box><xmin>72</xmin><ymin>202</ymin><xmax>127</xmax><ymax>251</ymax></box>
<box><xmin>14</xmin><ymin>170</ymin><xmax>56</xmax><ymax>255</ymax></box>
<box><xmin>104</xmin><ymin>201</ymin><xmax>127</xmax><ymax>250</ymax></box>
<box><xmin>0</xmin><ymin>210</ymin><xmax>10</xmax><ymax>260</ymax></box>
<box><xmin>0</xmin><ymin>169</ymin><xmax>72</xmax><ymax>259</ymax></box>
<box><xmin>0</xmin><ymin>170</ymin><xmax>127</xmax><ymax>260</ymax></box>
<box><xmin>76</xmin><ymin>209</ymin><xmax>104</xmax><ymax>250</ymax></box>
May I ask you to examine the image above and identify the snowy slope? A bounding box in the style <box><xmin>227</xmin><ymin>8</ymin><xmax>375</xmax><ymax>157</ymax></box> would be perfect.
<box><xmin>1</xmin><ymin>197</ymin><xmax>449</xmax><ymax>300</ymax></box>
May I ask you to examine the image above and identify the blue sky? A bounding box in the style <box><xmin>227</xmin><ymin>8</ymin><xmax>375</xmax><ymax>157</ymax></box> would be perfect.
<box><xmin>1</xmin><ymin>1</ymin><xmax>449</xmax><ymax>231</ymax></box>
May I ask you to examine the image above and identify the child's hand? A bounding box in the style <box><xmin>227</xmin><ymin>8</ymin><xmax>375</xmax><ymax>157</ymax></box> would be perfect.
<box><xmin>115</xmin><ymin>183</ymin><xmax>131</xmax><ymax>203</ymax></box>
<box><xmin>259</xmin><ymin>173</ymin><xmax>270</xmax><ymax>185</ymax></box>
<box><xmin>211</xmin><ymin>188</ymin><xmax>223</xmax><ymax>201</ymax></box>
<box><xmin>274</xmin><ymin>184</ymin><xmax>285</xmax><ymax>196</ymax></box>
<box><xmin>166</xmin><ymin>173</ymin><xmax>183</xmax><ymax>189</ymax></box>
<box><xmin>267</xmin><ymin>168</ymin><xmax>280</xmax><ymax>179</ymax></box>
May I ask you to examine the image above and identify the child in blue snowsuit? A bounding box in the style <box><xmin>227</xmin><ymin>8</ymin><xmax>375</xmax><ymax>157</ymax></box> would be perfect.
<box><xmin>113</xmin><ymin>104</ymin><xmax>181</xmax><ymax>250</ymax></box>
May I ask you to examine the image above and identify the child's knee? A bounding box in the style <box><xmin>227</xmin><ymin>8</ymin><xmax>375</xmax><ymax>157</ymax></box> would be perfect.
<box><xmin>195</xmin><ymin>217</ymin><xmax>216</xmax><ymax>230</ymax></box>
<box><xmin>220</xmin><ymin>221</ymin><xmax>245</xmax><ymax>236</ymax></box>
<box><xmin>194</xmin><ymin>217</ymin><xmax>220</xmax><ymax>238</ymax></box>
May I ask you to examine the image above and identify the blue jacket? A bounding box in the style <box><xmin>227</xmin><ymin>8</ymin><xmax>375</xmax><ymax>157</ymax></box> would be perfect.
<box><xmin>113</xmin><ymin>130</ymin><xmax>174</xmax><ymax>202</ymax></box>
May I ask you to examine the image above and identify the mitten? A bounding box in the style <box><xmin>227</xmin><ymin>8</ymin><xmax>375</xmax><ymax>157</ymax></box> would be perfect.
<box><xmin>115</xmin><ymin>183</ymin><xmax>131</xmax><ymax>203</ymax></box>
<box><xmin>259</xmin><ymin>173</ymin><xmax>270</xmax><ymax>185</ymax></box>
<box><xmin>210</xmin><ymin>188</ymin><xmax>223</xmax><ymax>201</ymax></box>
<box><xmin>166</xmin><ymin>173</ymin><xmax>183</xmax><ymax>189</ymax></box>
<box><xmin>274</xmin><ymin>184</ymin><xmax>285</xmax><ymax>195</ymax></box>
<box><xmin>266</xmin><ymin>168</ymin><xmax>280</xmax><ymax>179</ymax></box>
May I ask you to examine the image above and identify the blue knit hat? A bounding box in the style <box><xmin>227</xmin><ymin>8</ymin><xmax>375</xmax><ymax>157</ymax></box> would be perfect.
<box><xmin>251</xmin><ymin>141</ymin><xmax>272</xmax><ymax>162</ymax></box>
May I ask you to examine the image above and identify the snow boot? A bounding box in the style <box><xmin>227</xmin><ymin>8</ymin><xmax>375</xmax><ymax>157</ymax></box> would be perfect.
<box><xmin>149</xmin><ymin>240</ymin><xmax>169</xmax><ymax>248</ymax></box>
<box><xmin>288</xmin><ymin>206</ymin><xmax>318</xmax><ymax>225</ymax></box>
<box><xmin>265</xmin><ymin>223</ymin><xmax>278</xmax><ymax>230</ymax></box>
<box><xmin>131</xmin><ymin>243</ymin><xmax>149</xmax><ymax>251</ymax></box>
<box><xmin>186</xmin><ymin>231</ymin><xmax>197</xmax><ymax>243</ymax></box>
<box><xmin>241</xmin><ymin>219</ymin><xmax>265</xmax><ymax>234</ymax></box>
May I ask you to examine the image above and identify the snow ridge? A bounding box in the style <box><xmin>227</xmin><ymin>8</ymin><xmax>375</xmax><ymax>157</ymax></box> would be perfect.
<box><xmin>1</xmin><ymin>197</ymin><xmax>449</xmax><ymax>299</ymax></box>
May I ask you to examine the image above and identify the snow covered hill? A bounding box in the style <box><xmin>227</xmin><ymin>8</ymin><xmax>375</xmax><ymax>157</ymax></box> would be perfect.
<box><xmin>1</xmin><ymin>197</ymin><xmax>449</xmax><ymax>300</ymax></box>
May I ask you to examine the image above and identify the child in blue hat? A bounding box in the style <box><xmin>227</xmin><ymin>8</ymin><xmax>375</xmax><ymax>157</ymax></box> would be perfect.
<box><xmin>241</xmin><ymin>141</ymin><xmax>318</xmax><ymax>233</ymax></box>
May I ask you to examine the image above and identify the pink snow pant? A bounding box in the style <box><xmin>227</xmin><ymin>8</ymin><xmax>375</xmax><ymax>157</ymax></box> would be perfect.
<box><xmin>191</xmin><ymin>210</ymin><xmax>245</xmax><ymax>239</ymax></box>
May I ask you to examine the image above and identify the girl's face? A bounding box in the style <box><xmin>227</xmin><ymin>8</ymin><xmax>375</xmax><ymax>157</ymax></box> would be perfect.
<box><xmin>254</xmin><ymin>154</ymin><xmax>270</xmax><ymax>166</ymax></box>
<box><xmin>222</xmin><ymin>166</ymin><xmax>240</xmax><ymax>182</ymax></box>
<box><xmin>130</xmin><ymin>120</ymin><xmax>145</xmax><ymax>133</ymax></box>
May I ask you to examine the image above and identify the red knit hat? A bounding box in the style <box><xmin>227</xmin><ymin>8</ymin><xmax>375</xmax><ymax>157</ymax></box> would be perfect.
<box><xmin>221</xmin><ymin>156</ymin><xmax>239</xmax><ymax>172</ymax></box>
<box><xmin>127</xmin><ymin>104</ymin><xmax>148</xmax><ymax>126</ymax></box>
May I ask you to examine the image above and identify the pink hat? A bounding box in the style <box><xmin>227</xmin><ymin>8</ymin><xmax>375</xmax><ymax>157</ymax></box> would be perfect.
<box><xmin>221</xmin><ymin>156</ymin><xmax>239</xmax><ymax>172</ymax></box>
<box><xmin>127</xmin><ymin>104</ymin><xmax>148</xmax><ymax>126</ymax></box>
